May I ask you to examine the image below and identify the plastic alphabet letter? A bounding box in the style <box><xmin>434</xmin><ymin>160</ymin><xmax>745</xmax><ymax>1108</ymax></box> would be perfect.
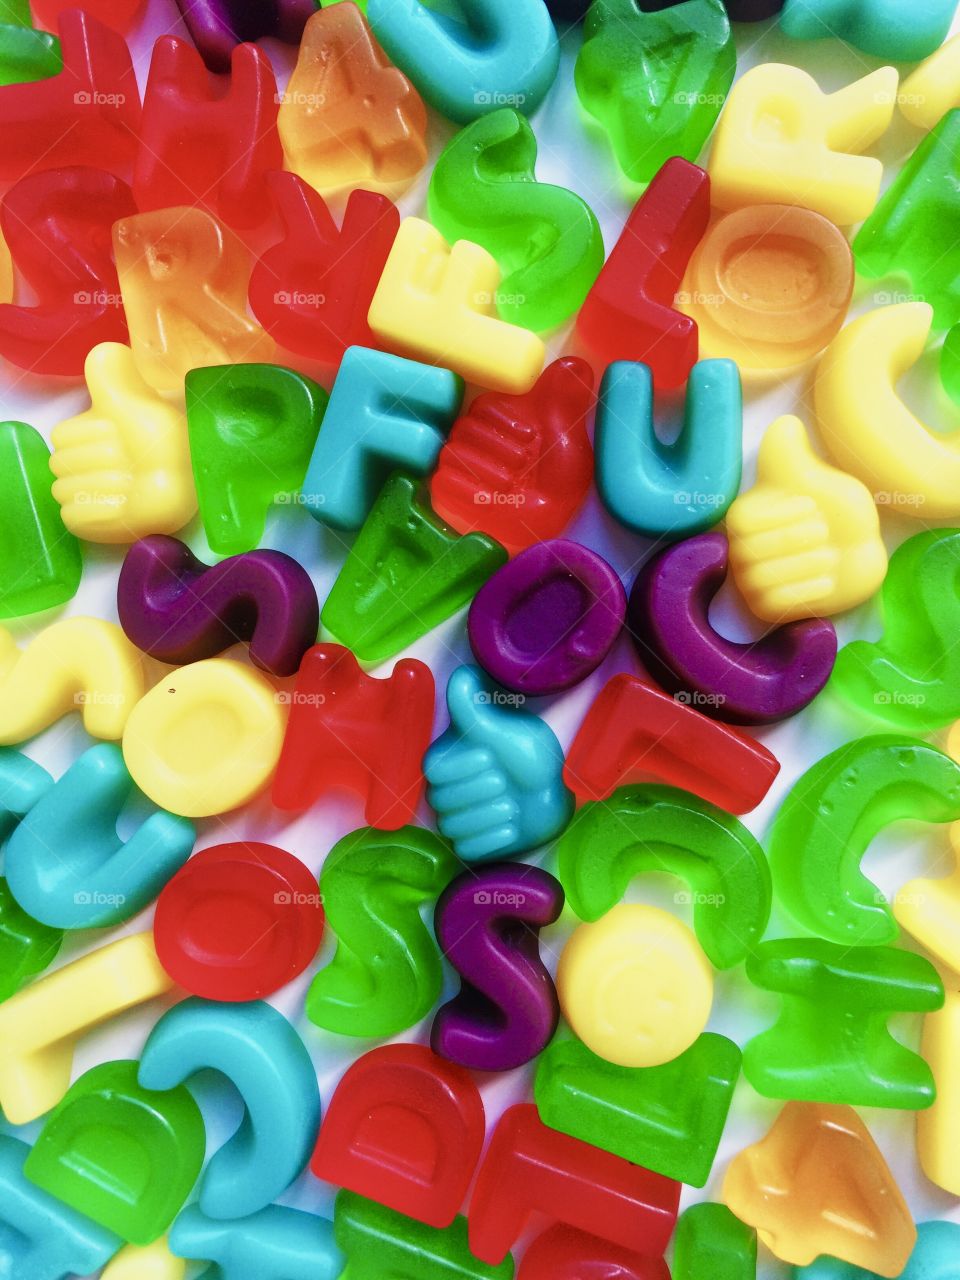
<box><xmin>781</xmin><ymin>0</ymin><xmax>958</xmax><ymax>62</ymax></box>
<box><xmin>673</xmin><ymin>1203</ymin><xmax>756</xmax><ymax>1280</ymax></box>
<box><xmin>170</xmin><ymin>1204</ymin><xmax>342</xmax><ymax>1280</ymax></box>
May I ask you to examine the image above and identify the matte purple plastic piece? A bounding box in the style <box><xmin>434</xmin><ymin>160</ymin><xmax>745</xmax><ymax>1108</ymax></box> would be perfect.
<box><xmin>432</xmin><ymin>864</ymin><xmax>563</xmax><ymax>1073</ymax></box>
<box><xmin>118</xmin><ymin>535</ymin><xmax>319</xmax><ymax>677</ymax></box>
<box><xmin>173</xmin><ymin>0</ymin><xmax>317</xmax><ymax>71</ymax></box>
<box><xmin>467</xmin><ymin>540</ymin><xmax>626</xmax><ymax>696</ymax></box>
<box><xmin>627</xmin><ymin>532</ymin><xmax>837</xmax><ymax>726</ymax></box>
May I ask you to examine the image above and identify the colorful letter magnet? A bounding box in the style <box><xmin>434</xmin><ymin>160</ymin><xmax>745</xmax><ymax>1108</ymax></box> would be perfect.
<box><xmin>518</xmin><ymin>1225</ymin><xmax>670</xmax><ymax>1280</ymax></box>
<box><xmin>306</xmin><ymin>826</ymin><xmax>456</xmax><ymax>1038</ymax></box>
<box><xmin>468</xmin><ymin>540</ymin><xmax>625</xmax><ymax>695</ymax></box>
<box><xmin>424</xmin><ymin>664</ymin><xmax>573</xmax><ymax>860</ymax></box>
<box><xmin>154</xmin><ymin>842</ymin><xmax>324</xmax><ymax>1002</ymax></box>
<box><xmin>302</xmin><ymin>345</ymin><xmax>462</xmax><ymax>531</ymax></box>
<box><xmin>432</xmin><ymin>864</ymin><xmax>563</xmax><ymax>1071</ymax></box>
<box><xmin>320</xmin><ymin>474</ymin><xmax>506</xmax><ymax>664</ymax></box>
<box><xmin>0</xmin><ymin>747</ymin><xmax>52</xmax><ymax>839</ymax></box>
<box><xmin>628</xmin><ymin>532</ymin><xmax>837</xmax><ymax>724</ymax></box>
<box><xmin>900</xmin><ymin>35</ymin><xmax>960</xmax><ymax>131</ymax></box>
<box><xmin>709</xmin><ymin>63</ymin><xmax>898</xmax><ymax>225</ymax></box>
<box><xmin>428</xmin><ymin>107</ymin><xmax>604</xmax><ymax>332</ymax></box>
<box><xmin>576</xmin><ymin>158</ymin><xmax>709</xmax><ymax>391</ymax></box>
<box><xmin>781</xmin><ymin>0</ymin><xmax>958</xmax><ymax>61</ymax></box>
<box><xmin>118</xmin><ymin>536</ymin><xmax>319</xmax><ymax>678</ymax></box>
<box><xmin>140</xmin><ymin>998</ymin><xmax>320</xmax><ymax>1219</ymax></box>
<box><xmin>367</xmin><ymin>0</ymin><xmax>559</xmax><ymax>124</ymax></box>
<box><xmin>575</xmin><ymin>0</ymin><xmax>735</xmax><ymax>183</ymax></box>
<box><xmin>171</xmin><ymin>1204</ymin><xmax>342</xmax><ymax>1280</ymax></box>
<box><xmin>172</xmin><ymin>0</ymin><xmax>316</xmax><ymax>73</ymax></box>
<box><xmin>0</xmin><ymin>879</ymin><xmax>61</xmax><ymax>1003</ymax></box>
<box><xmin>743</xmin><ymin>938</ymin><xmax>943</xmax><ymax>1109</ymax></box>
<box><xmin>673</xmin><ymin>1202</ymin><xmax>756</xmax><ymax>1280</ymax></box>
<box><xmin>0</xmin><ymin>419</ymin><xmax>81</xmax><ymax>617</ymax></box>
<box><xmin>595</xmin><ymin>359</ymin><xmax>742</xmax><ymax>540</ymax></box>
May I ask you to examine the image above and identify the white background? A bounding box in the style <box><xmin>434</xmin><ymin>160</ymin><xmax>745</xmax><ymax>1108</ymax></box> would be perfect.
<box><xmin>4</xmin><ymin>1</ymin><xmax>960</xmax><ymax>1275</ymax></box>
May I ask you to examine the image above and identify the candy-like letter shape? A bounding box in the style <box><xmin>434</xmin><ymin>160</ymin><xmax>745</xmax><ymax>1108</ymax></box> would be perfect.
<box><xmin>595</xmin><ymin>359</ymin><xmax>741</xmax><ymax>541</ymax></box>
<box><xmin>50</xmin><ymin>344</ymin><xmax>197</xmax><ymax>543</ymax></box>
<box><xmin>895</xmin><ymin>822</ymin><xmax>960</xmax><ymax>975</ymax></box>
<box><xmin>279</xmin><ymin>5</ymin><xmax>427</xmax><ymax>198</ymax></box>
<box><xmin>781</xmin><ymin>0</ymin><xmax>958</xmax><ymax>62</ymax></box>
<box><xmin>172</xmin><ymin>0</ymin><xmax>315</xmax><ymax>73</ymax></box>
<box><xmin>919</xmin><ymin>988</ymin><xmax>960</xmax><ymax>1196</ymax></box>
<box><xmin>140</xmin><ymin>999</ymin><xmax>320</xmax><ymax>1219</ymax></box>
<box><xmin>723</xmin><ymin>1102</ymin><xmax>915</xmax><ymax>1273</ymax></box>
<box><xmin>727</xmin><ymin>415</ymin><xmax>887</xmax><ymax>621</ymax></box>
<box><xmin>576</xmin><ymin>0</ymin><xmax>735</xmax><ymax>184</ymax></box>
<box><xmin>118</xmin><ymin>536</ymin><xmax>318</xmax><ymax>677</ymax></box>
<box><xmin>744</xmin><ymin>938</ymin><xmax>942</xmax><ymax>1109</ymax></box>
<box><xmin>312</xmin><ymin>1044</ymin><xmax>484</xmax><ymax>1227</ymax></box>
<box><xmin>428</xmin><ymin>108</ymin><xmax>603</xmax><ymax>332</ymax></box>
<box><xmin>102</xmin><ymin>1241</ymin><xmax>185</xmax><ymax>1280</ymax></box>
<box><xmin>673</xmin><ymin>1203</ymin><xmax>756</xmax><ymax>1280</ymax></box>
<box><xmin>306</xmin><ymin>826</ymin><xmax>457</xmax><ymax>1037</ymax></box>
<box><xmin>432</xmin><ymin>865</ymin><xmax>563</xmax><ymax>1072</ymax></box>
<box><xmin>769</xmin><ymin>734</ymin><xmax>960</xmax><ymax>945</ymax></box>
<box><xmin>518</xmin><ymin>1225</ymin><xmax>670</xmax><ymax>1280</ymax></box>
<box><xmin>900</xmin><ymin>34</ymin><xmax>960</xmax><ymax>131</ymax></box>
<box><xmin>0</xmin><ymin>879</ymin><xmax>61</xmax><ymax>1003</ymax></box>
<box><xmin>576</xmin><ymin>158</ymin><xmax>709</xmax><ymax>391</ymax></box>
<box><xmin>367</xmin><ymin>0</ymin><xmax>558</xmax><ymax>124</ymax></box>
<box><xmin>628</xmin><ymin>532</ymin><xmax>837</xmax><ymax>725</ymax></box>
<box><xmin>424</xmin><ymin>665</ymin><xmax>573</xmax><ymax>860</ymax></box>
<box><xmin>0</xmin><ymin>13</ymin><xmax>60</xmax><ymax>89</ymax></box>
<box><xmin>171</xmin><ymin>1204</ymin><xmax>342</xmax><ymax>1280</ymax></box>
<box><xmin>709</xmin><ymin>64</ymin><xmax>898</xmax><ymax>225</ymax></box>
<box><xmin>273</xmin><ymin>645</ymin><xmax>434</xmax><ymax>828</ymax></box>
<box><xmin>368</xmin><ymin>218</ymin><xmax>545</xmax><ymax>394</ymax></box>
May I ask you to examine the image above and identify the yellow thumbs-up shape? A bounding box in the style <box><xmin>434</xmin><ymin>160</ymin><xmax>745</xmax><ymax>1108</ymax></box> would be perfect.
<box><xmin>726</xmin><ymin>415</ymin><xmax>888</xmax><ymax>622</ymax></box>
<box><xmin>50</xmin><ymin>343</ymin><xmax>197</xmax><ymax>544</ymax></box>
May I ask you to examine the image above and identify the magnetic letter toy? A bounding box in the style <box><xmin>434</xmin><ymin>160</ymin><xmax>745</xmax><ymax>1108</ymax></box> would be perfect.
<box><xmin>468</xmin><ymin>1104</ymin><xmax>680</xmax><ymax>1264</ymax></box>
<box><xmin>557</xmin><ymin>783</ymin><xmax>770</xmax><ymax>969</ymax></box>
<box><xmin>0</xmin><ymin>166</ymin><xmax>135</xmax><ymax>375</ymax></box>
<box><xmin>431</xmin><ymin>864</ymin><xmax>564</xmax><ymax>1072</ymax></box>
<box><xmin>0</xmin><ymin>419</ymin><xmax>81</xmax><ymax>617</ymax></box>
<box><xmin>249</xmin><ymin>177</ymin><xmax>399</xmax><ymax>371</ymax></box>
<box><xmin>430</xmin><ymin>357</ymin><xmax>595</xmax><ymax>554</ymax></box>
<box><xmin>467</xmin><ymin>540</ymin><xmax>625</xmax><ymax>695</ymax></box>
<box><xmin>594</xmin><ymin>359</ymin><xmax>742</xmax><ymax>541</ymax></box>
<box><xmin>0</xmin><ymin>617</ymin><xmax>144</xmax><ymax>745</ymax></box>
<box><xmin>709</xmin><ymin>63</ymin><xmax>898</xmax><ymax>225</ymax></box>
<box><xmin>562</xmin><ymin>673</ymin><xmax>780</xmax><ymax>812</ymax></box>
<box><xmin>121</xmin><ymin>659</ymin><xmax>286</xmax><ymax>817</ymax></box>
<box><xmin>172</xmin><ymin>0</ymin><xmax>316</xmax><ymax>73</ymax></box>
<box><xmin>320</xmin><ymin>474</ymin><xmax>507</xmax><ymax>664</ymax></box>
<box><xmin>50</xmin><ymin>344</ymin><xmax>197</xmax><ymax>544</ymax></box>
<box><xmin>5</xmin><ymin>743</ymin><xmax>195</xmax><ymax>930</ymax></box>
<box><xmin>368</xmin><ymin>218</ymin><xmax>546</xmax><ymax>394</ymax></box>
<box><xmin>134</xmin><ymin>37</ymin><xmax>281</xmax><ymax>230</ymax></box>
<box><xmin>424</xmin><ymin>664</ymin><xmax>573</xmax><ymax>860</ymax></box>
<box><xmin>118</xmin><ymin>536</ymin><xmax>319</xmax><ymax>678</ymax></box>
<box><xmin>25</xmin><ymin>1059</ymin><xmax>205</xmax><ymax>1245</ymax></box>
<box><xmin>279</xmin><ymin>4</ymin><xmax>427</xmax><ymax>198</ymax></box>
<box><xmin>154</xmin><ymin>842</ymin><xmax>324</xmax><ymax>1002</ymax></box>
<box><xmin>768</xmin><ymin>734</ymin><xmax>960</xmax><ymax>946</ymax></box>
<box><xmin>576</xmin><ymin>158</ymin><xmax>710</xmax><ymax>391</ymax></box>
<box><xmin>185</xmin><ymin>363</ymin><xmax>327</xmax><ymax>556</ymax></box>
<box><xmin>367</xmin><ymin>0</ymin><xmax>559</xmax><ymax>124</ymax></box>
<box><xmin>139</xmin><ymin>999</ymin><xmax>320</xmax><ymax>1220</ymax></box>
<box><xmin>781</xmin><ymin>0</ymin><xmax>958</xmax><ymax>62</ymax></box>
<box><xmin>517</xmin><ymin>1225</ymin><xmax>670</xmax><ymax>1280</ymax></box>
<box><xmin>170</xmin><ymin>1204</ymin><xmax>342</xmax><ymax>1280</ymax></box>
<box><xmin>306</xmin><ymin>826</ymin><xmax>456</xmax><ymax>1038</ymax></box>
<box><xmin>0</xmin><ymin>747</ymin><xmax>52</xmax><ymax>839</ymax></box>
<box><xmin>272</xmin><ymin>645</ymin><xmax>435</xmax><ymax>829</ymax></box>
<box><xmin>312</xmin><ymin>1044</ymin><xmax>484</xmax><ymax>1227</ymax></box>
<box><xmin>900</xmin><ymin>34</ymin><xmax>960</xmax><ymax>131</ymax></box>
<box><xmin>302</xmin><ymin>346</ymin><xmax>462</xmax><ymax>531</ymax></box>
<box><xmin>557</xmin><ymin>904</ymin><xmax>714</xmax><ymax>1069</ymax></box>
<box><xmin>673</xmin><ymin>1203</ymin><xmax>757</xmax><ymax>1280</ymax></box>
<box><xmin>113</xmin><ymin>207</ymin><xmax>275</xmax><ymax>394</ymax></box>
<box><xmin>743</xmin><ymin>938</ymin><xmax>943</xmax><ymax>1109</ymax></box>
<box><xmin>628</xmin><ymin>532</ymin><xmax>837</xmax><ymax>725</ymax></box>
<box><xmin>575</xmin><ymin>0</ymin><xmax>735</xmax><ymax>184</ymax></box>
<box><xmin>919</xmin><ymin>988</ymin><xmax>960</xmax><ymax>1196</ymax></box>
<box><xmin>727</xmin><ymin>415</ymin><xmax>887</xmax><ymax>622</ymax></box>
<box><xmin>535</xmin><ymin>1032</ymin><xmax>741</xmax><ymax>1187</ymax></box>
<box><xmin>0</xmin><ymin>880</ymin><xmax>62</xmax><ymax>1003</ymax></box>
<box><xmin>722</xmin><ymin>1102</ymin><xmax>915</xmax><ymax>1273</ymax></box>
<box><xmin>428</xmin><ymin>107</ymin><xmax>604</xmax><ymax>333</ymax></box>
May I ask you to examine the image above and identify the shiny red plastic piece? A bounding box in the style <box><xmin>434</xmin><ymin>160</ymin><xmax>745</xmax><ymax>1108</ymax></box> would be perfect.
<box><xmin>312</xmin><ymin>1043</ymin><xmax>484</xmax><ymax>1227</ymax></box>
<box><xmin>153</xmin><ymin>841</ymin><xmax>324</xmax><ymax>1001</ymax></box>
<box><xmin>468</xmin><ymin>1105</ymin><xmax>679</xmax><ymax>1265</ymax></box>
<box><xmin>518</xmin><ymin>1226</ymin><xmax>671</xmax><ymax>1280</ymax></box>
<box><xmin>249</xmin><ymin>174</ymin><xmax>399</xmax><ymax>371</ymax></box>
<box><xmin>0</xmin><ymin>11</ymin><xmax>141</xmax><ymax>182</ymax></box>
<box><xmin>32</xmin><ymin>0</ymin><xmax>145</xmax><ymax>33</ymax></box>
<box><xmin>0</xmin><ymin>166</ymin><xmax>136</xmax><ymax>375</ymax></box>
<box><xmin>272</xmin><ymin>643</ymin><xmax>435</xmax><ymax>829</ymax></box>
<box><xmin>134</xmin><ymin>37</ymin><xmax>282</xmax><ymax>230</ymax></box>
<box><xmin>576</xmin><ymin>158</ymin><xmax>709</xmax><ymax>391</ymax></box>
<box><xmin>430</xmin><ymin>358</ymin><xmax>595</xmax><ymax>555</ymax></box>
<box><xmin>562</xmin><ymin>674</ymin><xmax>780</xmax><ymax>814</ymax></box>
